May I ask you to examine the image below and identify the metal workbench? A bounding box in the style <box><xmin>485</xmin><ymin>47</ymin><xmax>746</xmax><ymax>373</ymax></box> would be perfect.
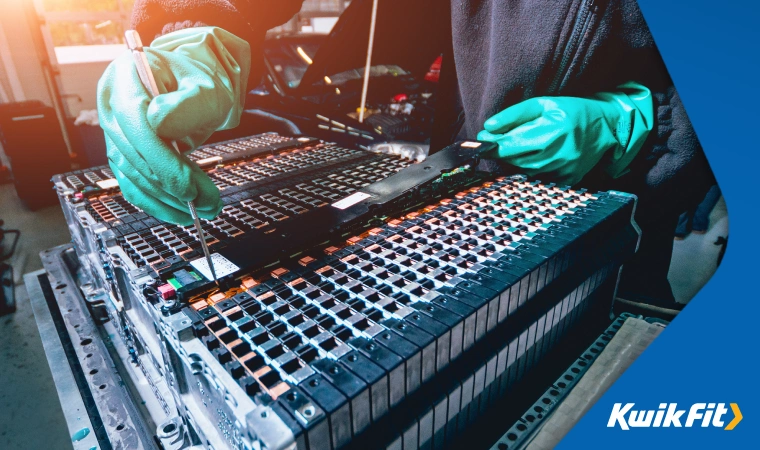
<box><xmin>25</xmin><ymin>245</ymin><xmax>172</xmax><ymax>450</ymax></box>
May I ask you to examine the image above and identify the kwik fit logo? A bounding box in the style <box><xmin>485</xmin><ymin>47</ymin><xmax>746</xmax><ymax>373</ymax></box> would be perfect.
<box><xmin>608</xmin><ymin>403</ymin><xmax>742</xmax><ymax>430</ymax></box>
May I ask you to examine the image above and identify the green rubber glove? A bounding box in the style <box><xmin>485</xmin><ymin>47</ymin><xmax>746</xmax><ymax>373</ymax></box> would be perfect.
<box><xmin>477</xmin><ymin>82</ymin><xmax>654</xmax><ymax>186</ymax></box>
<box><xmin>97</xmin><ymin>27</ymin><xmax>251</xmax><ymax>225</ymax></box>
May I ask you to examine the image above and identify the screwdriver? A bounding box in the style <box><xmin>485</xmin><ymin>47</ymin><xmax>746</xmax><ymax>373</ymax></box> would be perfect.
<box><xmin>124</xmin><ymin>30</ymin><xmax>219</xmax><ymax>287</ymax></box>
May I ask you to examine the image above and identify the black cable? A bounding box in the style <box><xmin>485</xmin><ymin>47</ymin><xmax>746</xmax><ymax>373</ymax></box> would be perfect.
<box><xmin>0</xmin><ymin>219</ymin><xmax>20</xmax><ymax>261</ymax></box>
<box><xmin>0</xmin><ymin>219</ymin><xmax>18</xmax><ymax>315</ymax></box>
<box><xmin>0</xmin><ymin>262</ymin><xmax>14</xmax><ymax>315</ymax></box>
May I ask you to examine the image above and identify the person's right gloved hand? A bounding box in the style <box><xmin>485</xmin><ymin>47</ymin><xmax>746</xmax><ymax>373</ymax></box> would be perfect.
<box><xmin>97</xmin><ymin>27</ymin><xmax>251</xmax><ymax>226</ymax></box>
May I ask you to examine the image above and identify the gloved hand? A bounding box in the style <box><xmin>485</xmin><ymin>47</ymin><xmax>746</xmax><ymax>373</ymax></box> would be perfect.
<box><xmin>97</xmin><ymin>27</ymin><xmax>251</xmax><ymax>225</ymax></box>
<box><xmin>477</xmin><ymin>82</ymin><xmax>654</xmax><ymax>186</ymax></box>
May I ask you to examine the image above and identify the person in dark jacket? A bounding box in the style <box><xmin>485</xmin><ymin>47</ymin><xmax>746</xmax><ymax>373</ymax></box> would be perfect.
<box><xmin>429</xmin><ymin>0</ymin><xmax>717</xmax><ymax>313</ymax></box>
<box><xmin>97</xmin><ymin>0</ymin><xmax>717</xmax><ymax>315</ymax></box>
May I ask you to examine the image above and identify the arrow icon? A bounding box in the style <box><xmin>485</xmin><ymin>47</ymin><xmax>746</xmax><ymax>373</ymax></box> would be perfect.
<box><xmin>725</xmin><ymin>403</ymin><xmax>742</xmax><ymax>430</ymax></box>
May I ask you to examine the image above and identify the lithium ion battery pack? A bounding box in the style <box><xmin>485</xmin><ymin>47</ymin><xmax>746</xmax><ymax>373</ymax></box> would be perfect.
<box><xmin>53</xmin><ymin>132</ymin><xmax>640</xmax><ymax>450</ymax></box>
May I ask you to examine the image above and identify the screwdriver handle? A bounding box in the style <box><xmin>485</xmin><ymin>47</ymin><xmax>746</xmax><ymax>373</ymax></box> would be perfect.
<box><xmin>125</xmin><ymin>31</ymin><xmax>161</xmax><ymax>98</ymax></box>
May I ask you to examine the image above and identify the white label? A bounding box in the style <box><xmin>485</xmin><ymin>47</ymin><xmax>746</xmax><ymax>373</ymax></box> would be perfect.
<box><xmin>96</xmin><ymin>178</ymin><xmax>119</xmax><ymax>189</ymax></box>
<box><xmin>461</xmin><ymin>141</ymin><xmax>482</xmax><ymax>148</ymax></box>
<box><xmin>332</xmin><ymin>192</ymin><xmax>371</xmax><ymax>210</ymax></box>
<box><xmin>190</xmin><ymin>253</ymin><xmax>240</xmax><ymax>280</ymax></box>
<box><xmin>196</xmin><ymin>156</ymin><xmax>222</xmax><ymax>166</ymax></box>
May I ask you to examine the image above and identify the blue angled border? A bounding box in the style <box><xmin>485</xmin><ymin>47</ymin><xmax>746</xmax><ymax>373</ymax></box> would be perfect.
<box><xmin>559</xmin><ymin>0</ymin><xmax>759</xmax><ymax>447</ymax></box>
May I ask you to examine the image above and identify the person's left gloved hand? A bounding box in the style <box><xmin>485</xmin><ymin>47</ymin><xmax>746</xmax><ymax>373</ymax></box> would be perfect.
<box><xmin>477</xmin><ymin>82</ymin><xmax>654</xmax><ymax>185</ymax></box>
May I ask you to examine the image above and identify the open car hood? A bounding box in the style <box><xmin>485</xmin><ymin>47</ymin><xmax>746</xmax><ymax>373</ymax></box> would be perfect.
<box><xmin>296</xmin><ymin>0</ymin><xmax>445</xmax><ymax>92</ymax></box>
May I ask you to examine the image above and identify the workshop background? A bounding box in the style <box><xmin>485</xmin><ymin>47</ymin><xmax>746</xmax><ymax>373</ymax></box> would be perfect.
<box><xmin>0</xmin><ymin>1</ymin><xmax>727</xmax><ymax>449</ymax></box>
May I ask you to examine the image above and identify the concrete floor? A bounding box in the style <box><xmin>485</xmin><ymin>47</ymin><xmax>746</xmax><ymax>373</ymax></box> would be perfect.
<box><xmin>0</xmin><ymin>184</ymin><xmax>72</xmax><ymax>449</ymax></box>
<box><xmin>0</xmin><ymin>183</ymin><xmax>729</xmax><ymax>449</ymax></box>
